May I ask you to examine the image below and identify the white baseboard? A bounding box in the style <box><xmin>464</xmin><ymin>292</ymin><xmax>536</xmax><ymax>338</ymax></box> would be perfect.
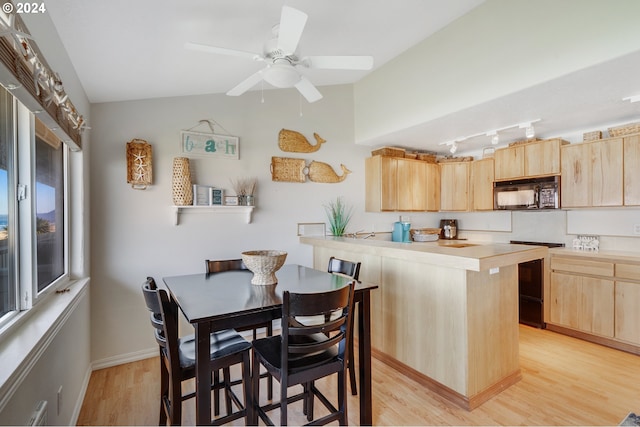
<box><xmin>70</xmin><ymin>364</ymin><xmax>93</xmax><ymax>425</ymax></box>
<box><xmin>91</xmin><ymin>347</ymin><xmax>158</xmax><ymax>371</ymax></box>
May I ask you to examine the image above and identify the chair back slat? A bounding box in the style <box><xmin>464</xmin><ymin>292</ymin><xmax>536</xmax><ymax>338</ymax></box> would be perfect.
<box><xmin>281</xmin><ymin>282</ymin><xmax>355</xmax><ymax>370</ymax></box>
<box><xmin>327</xmin><ymin>256</ymin><xmax>361</xmax><ymax>281</ymax></box>
<box><xmin>205</xmin><ymin>258</ymin><xmax>248</xmax><ymax>274</ymax></box>
<box><xmin>156</xmin><ymin>288</ymin><xmax>182</xmax><ymax>371</ymax></box>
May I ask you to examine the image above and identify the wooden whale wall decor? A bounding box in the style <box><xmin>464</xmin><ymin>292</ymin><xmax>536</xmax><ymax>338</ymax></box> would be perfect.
<box><xmin>273</xmin><ymin>129</ymin><xmax>350</xmax><ymax>183</ymax></box>
<box><xmin>278</xmin><ymin>129</ymin><xmax>326</xmax><ymax>153</ymax></box>
<box><xmin>271</xmin><ymin>157</ymin><xmax>351</xmax><ymax>183</ymax></box>
<box><xmin>308</xmin><ymin>161</ymin><xmax>351</xmax><ymax>183</ymax></box>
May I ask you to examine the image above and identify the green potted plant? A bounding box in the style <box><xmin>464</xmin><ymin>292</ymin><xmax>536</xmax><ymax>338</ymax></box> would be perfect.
<box><xmin>324</xmin><ymin>197</ymin><xmax>353</xmax><ymax>236</ymax></box>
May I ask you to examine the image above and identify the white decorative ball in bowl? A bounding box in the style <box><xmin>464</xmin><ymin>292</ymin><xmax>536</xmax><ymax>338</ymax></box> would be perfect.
<box><xmin>241</xmin><ymin>250</ymin><xmax>288</xmax><ymax>285</ymax></box>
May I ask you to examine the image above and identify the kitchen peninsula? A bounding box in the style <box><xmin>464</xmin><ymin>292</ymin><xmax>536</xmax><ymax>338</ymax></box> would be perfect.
<box><xmin>300</xmin><ymin>236</ymin><xmax>547</xmax><ymax>410</ymax></box>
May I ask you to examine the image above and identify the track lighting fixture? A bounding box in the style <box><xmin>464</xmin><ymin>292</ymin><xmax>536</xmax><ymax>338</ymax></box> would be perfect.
<box><xmin>437</xmin><ymin>119</ymin><xmax>541</xmax><ymax>153</ymax></box>
<box><xmin>525</xmin><ymin>125</ymin><xmax>535</xmax><ymax>139</ymax></box>
<box><xmin>487</xmin><ymin>131</ymin><xmax>499</xmax><ymax>145</ymax></box>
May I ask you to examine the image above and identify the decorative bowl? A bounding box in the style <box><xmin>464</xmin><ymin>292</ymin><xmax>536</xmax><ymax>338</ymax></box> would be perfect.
<box><xmin>411</xmin><ymin>228</ymin><xmax>441</xmax><ymax>242</ymax></box>
<box><xmin>241</xmin><ymin>250</ymin><xmax>288</xmax><ymax>285</ymax></box>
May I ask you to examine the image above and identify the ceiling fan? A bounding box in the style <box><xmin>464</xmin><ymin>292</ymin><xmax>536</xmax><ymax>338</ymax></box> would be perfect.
<box><xmin>185</xmin><ymin>6</ymin><xmax>374</xmax><ymax>103</ymax></box>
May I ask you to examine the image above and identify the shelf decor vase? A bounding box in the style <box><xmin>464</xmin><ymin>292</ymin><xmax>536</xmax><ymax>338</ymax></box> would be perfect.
<box><xmin>171</xmin><ymin>157</ymin><xmax>193</xmax><ymax>206</ymax></box>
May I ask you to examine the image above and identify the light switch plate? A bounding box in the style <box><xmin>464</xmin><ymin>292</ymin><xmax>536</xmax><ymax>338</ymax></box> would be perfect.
<box><xmin>634</xmin><ymin>224</ymin><xmax>640</xmax><ymax>235</ymax></box>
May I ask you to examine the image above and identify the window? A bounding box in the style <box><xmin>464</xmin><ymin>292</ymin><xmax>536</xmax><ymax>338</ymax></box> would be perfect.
<box><xmin>35</xmin><ymin>132</ymin><xmax>65</xmax><ymax>291</ymax></box>
<box><xmin>0</xmin><ymin>86</ymin><xmax>69</xmax><ymax>327</ymax></box>
<box><xmin>0</xmin><ymin>86</ymin><xmax>16</xmax><ymax>320</ymax></box>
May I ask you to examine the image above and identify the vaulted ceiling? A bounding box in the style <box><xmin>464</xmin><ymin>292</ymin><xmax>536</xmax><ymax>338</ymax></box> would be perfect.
<box><xmin>41</xmin><ymin>0</ymin><xmax>640</xmax><ymax>154</ymax></box>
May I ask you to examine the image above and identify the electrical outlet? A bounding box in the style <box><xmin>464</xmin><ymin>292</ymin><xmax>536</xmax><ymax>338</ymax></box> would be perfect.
<box><xmin>634</xmin><ymin>224</ymin><xmax>640</xmax><ymax>235</ymax></box>
<box><xmin>57</xmin><ymin>386</ymin><xmax>63</xmax><ymax>415</ymax></box>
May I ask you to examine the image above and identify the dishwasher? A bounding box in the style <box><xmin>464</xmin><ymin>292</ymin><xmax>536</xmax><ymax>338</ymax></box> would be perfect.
<box><xmin>510</xmin><ymin>240</ymin><xmax>565</xmax><ymax>328</ymax></box>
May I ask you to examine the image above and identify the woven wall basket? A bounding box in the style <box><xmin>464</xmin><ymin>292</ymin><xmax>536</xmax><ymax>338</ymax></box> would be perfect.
<box><xmin>172</xmin><ymin>157</ymin><xmax>193</xmax><ymax>205</ymax></box>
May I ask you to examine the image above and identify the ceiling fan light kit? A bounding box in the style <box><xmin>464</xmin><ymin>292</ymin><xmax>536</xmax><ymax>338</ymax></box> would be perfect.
<box><xmin>263</xmin><ymin>62</ymin><xmax>301</xmax><ymax>88</ymax></box>
<box><xmin>186</xmin><ymin>5</ymin><xmax>373</xmax><ymax>103</ymax></box>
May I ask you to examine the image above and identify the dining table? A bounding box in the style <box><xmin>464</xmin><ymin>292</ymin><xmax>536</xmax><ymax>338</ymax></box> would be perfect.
<box><xmin>162</xmin><ymin>263</ymin><xmax>378</xmax><ymax>425</ymax></box>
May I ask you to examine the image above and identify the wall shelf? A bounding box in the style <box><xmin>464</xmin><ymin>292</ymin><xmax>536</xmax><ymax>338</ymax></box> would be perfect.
<box><xmin>172</xmin><ymin>205</ymin><xmax>254</xmax><ymax>225</ymax></box>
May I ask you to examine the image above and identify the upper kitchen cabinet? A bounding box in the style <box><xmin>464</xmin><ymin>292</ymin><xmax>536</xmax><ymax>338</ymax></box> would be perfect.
<box><xmin>403</xmin><ymin>159</ymin><xmax>439</xmax><ymax>211</ymax></box>
<box><xmin>494</xmin><ymin>138</ymin><xmax>568</xmax><ymax>181</ymax></box>
<box><xmin>366</xmin><ymin>156</ymin><xmax>440</xmax><ymax>212</ymax></box>
<box><xmin>470</xmin><ymin>158</ymin><xmax>494</xmax><ymax>211</ymax></box>
<box><xmin>440</xmin><ymin>161</ymin><xmax>469</xmax><ymax>211</ymax></box>
<box><xmin>365</xmin><ymin>155</ymin><xmax>398</xmax><ymax>212</ymax></box>
<box><xmin>561</xmin><ymin>138</ymin><xmax>623</xmax><ymax>208</ymax></box>
<box><xmin>624</xmin><ymin>135</ymin><xmax>640</xmax><ymax>206</ymax></box>
<box><xmin>494</xmin><ymin>144</ymin><xmax>524</xmax><ymax>180</ymax></box>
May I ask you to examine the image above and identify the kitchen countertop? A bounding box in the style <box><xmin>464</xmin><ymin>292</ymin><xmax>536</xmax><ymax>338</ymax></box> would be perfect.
<box><xmin>549</xmin><ymin>247</ymin><xmax>640</xmax><ymax>263</ymax></box>
<box><xmin>300</xmin><ymin>235</ymin><xmax>548</xmax><ymax>272</ymax></box>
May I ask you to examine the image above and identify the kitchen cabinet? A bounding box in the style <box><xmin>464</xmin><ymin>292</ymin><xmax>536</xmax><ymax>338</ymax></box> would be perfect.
<box><xmin>365</xmin><ymin>156</ymin><xmax>439</xmax><ymax>212</ymax></box>
<box><xmin>548</xmin><ymin>252</ymin><xmax>640</xmax><ymax>352</ymax></box>
<box><xmin>494</xmin><ymin>145</ymin><xmax>524</xmax><ymax>180</ymax></box>
<box><xmin>365</xmin><ymin>156</ymin><xmax>397</xmax><ymax>212</ymax></box>
<box><xmin>550</xmin><ymin>267</ymin><xmax>614</xmax><ymax>338</ymax></box>
<box><xmin>549</xmin><ymin>272</ymin><xmax>580</xmax><ymax>329</ymax></box>
<box><xmin>470</xmin><ymin>158</ymin><xmax>494</xmax><ymax>211</ymax></box>
<box><xmin>525</xmin><ymin>138</ymin><xmax>566</xmax><ymax>177</ymax></box>
<box><xmin>397</xmin><ymin>159</ymin><xmax>440</xmax><ymax>211</ymax></box>
<box><xmin>624</xmin><ymin>135</ymin><xmax>640</xmax><ymax>205</ymax></box>
<box><xmin>615</xmin><ymin>281</ymin><xmax>640</xmax><ymax>344</ymax></box>
<box><xmin>440</xmin><ymin>161</ymin><xmax>469</xmax><ymax>211</ymax></box>
<box><xmin>561</xmin><ymin>138</ymin><xmax>623</xmax><ymax>207</ymax></box>
<box><xmin>494</xmin><ymin>138</ymin><xmax>567</xmax><ymax>181</ymax></box>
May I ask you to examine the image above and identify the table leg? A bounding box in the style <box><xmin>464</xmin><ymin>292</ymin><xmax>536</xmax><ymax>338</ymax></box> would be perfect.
<box><xmin>195</xmin><ymin>323</ymin><xmax>212</xmax><ymax>425</ymax></box>
<box><xmin>358</xmin><ymin>291</ymin><xmax>373</xmax><ymax>425</ymax></box>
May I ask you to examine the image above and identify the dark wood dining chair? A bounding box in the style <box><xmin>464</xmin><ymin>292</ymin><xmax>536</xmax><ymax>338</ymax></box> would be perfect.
<box><xmin>141</xmin><ymin>277</ymin><xmax>252</xmax><ymax>426</ymax></box>
<box><xmin>251</xmin><ymin>282</ymin><xmax>355</xmax><ymax>426</ymax></box>
<box><xmin>205</xmin><ymin>258</ymin><xmax>274</xmax><ymax>400</ymax></box>
<box><xmin>328</xmin><ymin>256</ymin><xmax>361</xmax><ymax>396</ymax></box>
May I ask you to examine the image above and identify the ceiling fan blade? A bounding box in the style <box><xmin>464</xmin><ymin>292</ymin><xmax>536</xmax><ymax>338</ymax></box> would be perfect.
<box><xmin>185</xmin><ymin>42</ymin><xmax>263</xmax><ymax>61</ymax></box>
<box><xmin>294</xmin><ymin>77</ymin><xmax>323</xmax><ymax>103</ymax></box>
<box><xmin>277</xmin><ymin>6</ymin><xmax>308</xmax><ymax>53</ymax></box>
<box><xmin>227</xmin><ymin>69</ymin><xmax>265</xmax><ymax>96</ymax></box>
<box><xmin>302</xmin><ymin>55</ymin><xmax>374</xmax><ymax>70</ymax></box>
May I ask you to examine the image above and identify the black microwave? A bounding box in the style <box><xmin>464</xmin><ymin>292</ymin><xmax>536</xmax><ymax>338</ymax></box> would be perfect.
<box><xmin>493</xmin><ymin>176</ymin><xmax>560</xmax><ymax>210</ymax></box>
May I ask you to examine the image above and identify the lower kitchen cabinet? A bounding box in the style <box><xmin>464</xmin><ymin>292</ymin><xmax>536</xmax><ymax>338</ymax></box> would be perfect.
<box><xmin>549</xmin><ymin>272</ymin><xmax>580</xmax><ymax>329</ymax></box>
<box><xmin>579</xmin><ymin>276</ymin><xmax>614</xmax><ymax>337</ymax></box>
<box><xmin>615</xmin><ymin>281</ymin><xmax>640</xmax><ymax>344</ymax></box>
<box><xmin>549</xmin><ymin>252</ymin><xmax>640</xmax><ymax>352</ymax></box>
<box><xmin>549</xmin><ymin>272</ymin><xmax>614</xmax><ymax>337</ymax></box>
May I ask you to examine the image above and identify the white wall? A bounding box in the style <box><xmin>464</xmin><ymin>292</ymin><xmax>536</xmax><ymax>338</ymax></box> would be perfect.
<box><xmin>354</xmin><ymin>0</ymin><xmax>640</xmax><ymax>143</ymax></box>
<box><xmin>89</xmin><ymin>85</ymin><xmax>397</xmax><ymax>364</ymax></box>
<box><xmin>0</xmin><ymin>11</ymin><xmax>91</xmax><ymax>426</ymax></box>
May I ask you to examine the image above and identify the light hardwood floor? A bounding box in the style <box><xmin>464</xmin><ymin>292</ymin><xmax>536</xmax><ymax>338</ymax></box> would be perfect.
<box><xmin>77</xmin><ymin>326</ymin><xmax>640</xmax><ymax>425</ymax></box>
